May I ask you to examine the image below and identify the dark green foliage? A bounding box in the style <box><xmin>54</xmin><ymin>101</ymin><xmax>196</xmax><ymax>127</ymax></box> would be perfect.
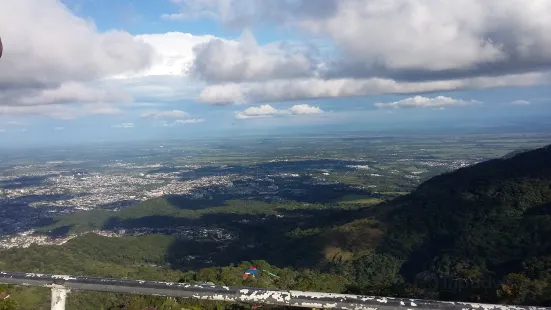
<box><xmin>0</xmin><ymin>300</ymin><xmax>17</xmax><ymax>310</ymax></box>
<box><xmin>377</xmin><ymin>144</ymin><xmax>551</xmax><ymax>305</ymax></box>
<box><xmin>0</xmin><ymin>285</ymin><xmax>17</xmax><ymax>310</ymax></box>
<box><xmin>3</xmin><ymin>145</ymin><xmax>551</xmax><ymax>308</ymax></box>
<box><xmin>0</xmin><ymin>235</ymin><xmax>348</xmax><ymax>309</ymax></box>
<box><xmin>346</xmin><ymin>253</ymin><xmax>403</xmax><ymax>294</ymax></box>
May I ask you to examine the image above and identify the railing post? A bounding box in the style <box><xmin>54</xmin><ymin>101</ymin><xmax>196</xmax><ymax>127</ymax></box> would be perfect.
<box><xmin>51</xmin><ymin>285</ymin><xmax>69</xmax><ymax>310</ymax></box>
<box><xmin>3</xmin><ymin>271</ymin><xmax>551</xmax><ymax>310</ymax></box>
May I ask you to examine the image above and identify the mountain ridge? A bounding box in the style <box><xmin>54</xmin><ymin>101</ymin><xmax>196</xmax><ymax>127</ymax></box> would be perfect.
<box><xmin>373</xmin><ymin>144</ymin><xmax>551</xmax><ymax>303</ymax></box>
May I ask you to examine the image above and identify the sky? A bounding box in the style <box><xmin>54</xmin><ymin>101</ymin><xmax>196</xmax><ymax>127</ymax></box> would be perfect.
<box><xmin>1</xmin><ymin>0</ymin><xmax>551</xmax><ymax>146</ymax></box>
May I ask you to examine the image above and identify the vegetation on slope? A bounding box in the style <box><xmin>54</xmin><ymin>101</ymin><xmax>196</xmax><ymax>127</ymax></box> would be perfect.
<box><xmin>0</xmin><ymin>234</ymin><xmax>350</xmax><ymax>309</ymax></box>
<box><xmin>2</xmin><ymin>145</ymin><xmax>551</xmax><ymax>308</ymax></box>
<box><xmin>377</xmin><ymin>144</ymin><xmax>551</xmax><ymax>304</ymax></box>
<box><xmin>38</xmin><ymin>197</ymin><xmax>381</xmax><ymax>236</ymax></box>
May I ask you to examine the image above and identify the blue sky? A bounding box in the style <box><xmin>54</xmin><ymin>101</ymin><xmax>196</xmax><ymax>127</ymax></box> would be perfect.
<box><xmin>1</xmin><ymin>0</ymin><xmax>551</xmax><ymax>146</ymax></box>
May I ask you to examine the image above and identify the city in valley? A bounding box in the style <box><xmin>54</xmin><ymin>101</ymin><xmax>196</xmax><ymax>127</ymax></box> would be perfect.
<box><xmin>4</xmin><ymin>1</ymin><xmax>551</xmax><ymax>308</ymax></box>
<box><xmin>2</xmin><ymin>132</ymin><xmax>549</xmax><ymax>251</ymax></box>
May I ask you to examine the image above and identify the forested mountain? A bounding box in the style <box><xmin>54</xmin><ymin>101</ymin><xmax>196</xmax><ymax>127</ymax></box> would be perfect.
<box><xmin>1</xmin><ymin>145</ymin><xmax>551</xmax><ymax>309</ymax></box>
<box><xmin>377</xmin><ymin>144</ymin><xmax>551</xmax><ymax>304</ymax></box>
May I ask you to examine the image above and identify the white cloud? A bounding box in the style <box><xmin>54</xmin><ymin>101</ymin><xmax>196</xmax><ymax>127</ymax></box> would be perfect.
<box><xmin>198</xmin><ymin>72</ymin><xmax>546</xmax><ymax>104</ymax></box>
<box><xmin>118</xmin><ymin>32</ymin><xmax>216</xmax><ymax>78</ymax></box>
<box><xmin>113</xmin><ymin>122</ymin><xmax>134</xmax><ymax>128</ymax></box>
<box><xmin>0</xmin><ymin>83</ymin><xmax>126</xmax><ymax>119</ymax></box>
<box><xmin>0</xmin><ymin>0</ymin><xmax>153</xmax><ymax>92</ymax></box>
<box><xmin>0</xmin><ymin>22</ymin><xmax>216</xmax><ymax>117</ymax></box>
<box><xmin>16</xmin><ymin>82</ymin><xmax>132</xmax><ymax>106</ymax></box>
<box><xmin>192</xmin><ymin>31</ymin><xmax>316</xmax><ymax>83</ymax></box>
<box><xmin>235</xmin><ymin>104</ymin><xmax>324</xmax><ymax>119</ymax></box>
<box><xmin>511</xmin><ymin>99</ymin><xmax>531</xmax><ymax>105</ymax></box>
<box><xmin>174</xmin><ymin>118</ymin><xmax>204</xmax><ymax>124</ymax></box>
<box><xmin>140</xmin><ymin>110</ymin><xmax>205</xmax><ymax>127</ymax></box>
<box><xmin>0</xmin><ymin>103</ymin><xmax>122</xmax><ymax>119</ymax></box>
<box><xmin>81</xmin><ymin>103</ymin><xmax>123</xmax><ymax>116</ymax></box>
<box><xmin>199</xmin><ymin>84</ymin><xmax>247</xmax><ymax>105</ymax></box>
<box><xmin>163</xmin><ymin>118</ymin><xmax>205</xmax><ymax>126</ymax></box>
<box><xmin>0</xmin><ymin>105</ymin><xmax>71</xmax><ymax>119</ymax></box>
<box><xmin>111</xmin><ymin>75</ymin><xmax>203</xmax><ymax>102</ymax></box>
<box><xmin>0</xmin><ymin>81</ymin><xmax>129</xmax><ymax>119</ymax></box>
<box><xmin>106</xmin><ymin>31</ymin><xmax>219</xmax><ymax>105</ymax></box>
<box><xmin>5</xmin><ymin>0</ymin><xmax>551</xmax><ymax>119</ymax></box>
<box><xmin>163</xmin><ymin>0</ymin><xmax>336</xmax><ymax>26</ymax></box>
<box><xmin>303</xmin><ymin>1</ymin><xmax>503</xmax><ymax>72</ymax></box>
<box><xmin>0</xmin><ymin>14</ymin><xmax>218</xmax><ymax>117</ymax></box>
<box><xmin>236</xmin><ymin>104</ymin><xmax>284</xmax><ymax>119</ymax></box>
<box><xmin>141</xmin><ymin>109</ymin><xmax>205</xmax><ymax>125</ymax></box>
<box><xmin>166</xmin><ymin>0</ymin><xmax>551</xmax><ymax>104</ymax></box>
<box><xmin>0</xmin><ymin>0</ymin><xmax>155</xmax><ymax>118</ymax></box>
<box><xmin>374</xmin><ymin>96</ymin><xmax>481</xmax><ymax>109</ymax></box>
<box><xmin>102</xmin><ymin>32</ymin><xmax>223</xmax><ymax>108</ymax></box>
<box><xmin>169</xmin><ymin>0</ymin><xmax>551</xmax><ymax>74</ymax></box>
<box><xmin>54</xmin><ymin>127</ymin><xmax>66</xmax><ymax>131</ymax></box>
<box><xmin>289</xmin><ymin>104</ymin><xmax>323</xmax><ymax>115</ymax></box>
<box><xmin>140</xmin><ymin>110</ymin><xmax>190</xmax><ymax>119</ymax></box>
<box><xmin>6</xmin><ymin>121</ymin><xmax>25</xmax><ymax>127</ymax></box>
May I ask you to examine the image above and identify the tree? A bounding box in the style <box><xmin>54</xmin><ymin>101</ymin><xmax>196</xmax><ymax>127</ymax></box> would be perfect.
<box><xmin>346</xmin><ymin>254</ymin><xmax>402</xmax><ymax>294</ymax></box>
<box><xmin>496</xmin><ymin>273</ymin><xmax>547</xmax><ymax>305</ymax></box>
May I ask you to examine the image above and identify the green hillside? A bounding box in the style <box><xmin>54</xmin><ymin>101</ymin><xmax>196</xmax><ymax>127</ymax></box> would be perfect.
<box><xmin>2</xmin><ymin>145</ymin><xmax>551</xmax><ymax>309</ymax></box>
<box><xmin>377</xmin><ymin>144</ymin><xmax>551</xmax><ymax>304</ymax></box>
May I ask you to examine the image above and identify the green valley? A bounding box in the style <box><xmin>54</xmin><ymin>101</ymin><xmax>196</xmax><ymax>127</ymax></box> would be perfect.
<box><xmin>2</xmin><ymin>144</ymin><xmax>551</xmax><ymax>309</ymax></box>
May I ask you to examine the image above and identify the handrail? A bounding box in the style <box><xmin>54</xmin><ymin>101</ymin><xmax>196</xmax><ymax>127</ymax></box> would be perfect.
<box><xmin>1</xmin><ymin>271</ymin><xmax>549</xmax><ymax>310</ymax></box>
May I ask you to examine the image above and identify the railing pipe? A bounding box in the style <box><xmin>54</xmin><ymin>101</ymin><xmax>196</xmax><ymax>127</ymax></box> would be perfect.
<box><xmin>1</xmin><ymin>271</ymin><xmax>550</xmax><ymax>310</ymax></box>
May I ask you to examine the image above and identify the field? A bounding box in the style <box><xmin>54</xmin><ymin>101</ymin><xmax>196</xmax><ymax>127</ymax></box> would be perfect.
<box><xmin>336</xmin><ymin>195</ymin><xmax>384</xmax><ymax>205</ymax></box>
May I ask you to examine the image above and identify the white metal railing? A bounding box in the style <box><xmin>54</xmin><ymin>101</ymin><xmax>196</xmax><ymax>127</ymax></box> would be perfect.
<box><xmin>1</xmin><ymin>271</ymin><xmax>549</xmax><ymax>310</ymax></box>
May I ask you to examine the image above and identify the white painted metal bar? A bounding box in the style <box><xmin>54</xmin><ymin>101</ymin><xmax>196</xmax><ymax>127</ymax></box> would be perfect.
<box><xmin>1</xmin><ymin>271</ymin><xmax>550</xmax><ymax>310</ymax></box>
<box><xmin>50</xmin><ymin>286</ymin><xmax>69</xmax><ymax>310</ymax></box>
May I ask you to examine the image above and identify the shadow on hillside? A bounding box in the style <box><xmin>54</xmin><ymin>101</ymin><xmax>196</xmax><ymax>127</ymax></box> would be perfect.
<box><xmin>0</xmin><ymin>193</ymin><xmax>80</xmax><ymax>235</ymax></box>
<box><xmin>100</xmin><ymin>205</ymin><xmax>373</xmax><ymax>232</ymax></box>
<box><xmin>165</xmin><ymin>195</ymin><xmax>227</xmax><ymax>210</ymax></box>
<box><xmin>46</xmin><ymin>224</ymin><xmax>75</xmax><ymax>237</ymax></box>
<box><xmin>380</xmin><ymin>189</ymin><xmax>551</xmax><ymax>285</ymax></box>
<box><xmin>166</xmin><ymin>231</ymin><xmax>324</xmax><ymax>270</ymax></box>
<box><xmin>97</xmin><ymin>199</ymin><xmax>141</xmax><ymax>210</ymax></box>
<box><xmin>164</xmin><ymin>175</ymin><xmax>376</xmax><ymax>210</ymax></box>
<box><xmin>163</xmin><ymin>214</ymin><xmax>327</xmax><ymax>270</ymax></box>
<box><xmin>174</xmin><ymin>159</ymin><xmax>375</xmax><ymax>180</ymax></box>
<box><xmin>31</xmin><ymin>176</ymin><xmax>381</xmax><ymax>238</ymax></box>
<box><xmin>523</xmin><ymin>201</ymin><xmax>551</xmax><ymax>216</ymax></box>
<box><xmin>147</xmin><ymin>166</ymin><xmax>182</xmax><ymax>174</ymax></box>
<box><xmin>23</xmin><ymin>160</ymin><xmax>382</xmax><ymax>236</ymax></box>
<box><xmin>97</xmin><ymin>205</ymin><xmax>377</xmax><ymax>270</ymax></box>
<box><xmin>0</xmin><ymin>174</ymin><xmax>56</xmax><ymax>190</ymax></box>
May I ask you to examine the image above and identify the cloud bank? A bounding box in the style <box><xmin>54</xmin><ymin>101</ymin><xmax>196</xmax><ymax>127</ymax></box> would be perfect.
<box><xmin>140</xmin><ymin>110</ymin><xmax>190</xmax><ymax>119</ymax></box>
<box><xmin>2</xmin><ymin>0</ymin><xmax>551</xmax><ymax>120</ymax></box>
<box><xmin>140</xmin><ymin>109</ymin><xmax>205</xmax><ymax>126</ymax></box>
<box><xmin>167</xmin><ymin>0</ymin><xmax>551</xmax><ymax>104</ymax></box>
<box><xmin>374</xmin><ymin>96</ymin><xmax>481</xmax><ymax>109</ymax></box>
<box><xmin>511</xmin><ymin>99</ymin><xmax>531</xmax><ymax>105</ymax></box>
<box><xmin>0</xmin><ymin>0</ymin><xmax>153</xmax><ymax>107</ymax></box>
<box><xmin>236</xmin><ymin>104</ymin><xmax>324</xmax><ymax>119</ymax></box>
<box><xmin>170</xmin><ymin>118</ymin><xmax>205</xmax><ymax>125</ymax></box>
<box><xmin>191</xmin><ymin>31</ymin><xmax>318</xmax><ymax>83</ymax></box>
<box><xmin>113</xmin><ymin>122</ymin><xmax>134</xmax><ymax>129</ymax></box>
